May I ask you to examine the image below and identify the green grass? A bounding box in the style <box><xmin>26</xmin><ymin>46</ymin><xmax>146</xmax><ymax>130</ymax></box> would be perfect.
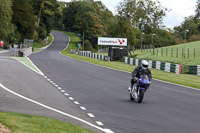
<box><xmin>133</xmin><ymin>41</ymin><xmax>200</xmax><ymax>65</ymax></box>
<box><xmin>59</xmin><ymin>30</ymin><xmax>200</xmax><ymax>89</ymax></box>
<box><xmin>54</xmin><ymin>30</ymin><xmax>80</xmax><ymax>53</ymax></box>
<box><xmin>0</xmin><ymin>112</ymin><xmax>94</xmax><ymax>133</ymax></box>
<box><xmin>32</xmin><ymin>34</ymin><xmax>53</xmax><ymax>52</ymax></box>
<box><xmin>14</xmin><ymin>57</ymin><xmax>42</xmax><ymax>74</ymax></box>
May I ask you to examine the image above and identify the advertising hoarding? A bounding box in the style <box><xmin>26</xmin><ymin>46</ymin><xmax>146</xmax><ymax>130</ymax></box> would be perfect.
<box><xmin>98</xmin><ymin>37</ymin><xmax>127</xmax><ymax>46</ymax></box>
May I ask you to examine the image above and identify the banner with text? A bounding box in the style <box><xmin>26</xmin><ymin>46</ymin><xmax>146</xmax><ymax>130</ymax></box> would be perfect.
<box><xmin>98</xmin><ymin>37</ymin><xmax>127</xmax><ymax>46</ymax></box>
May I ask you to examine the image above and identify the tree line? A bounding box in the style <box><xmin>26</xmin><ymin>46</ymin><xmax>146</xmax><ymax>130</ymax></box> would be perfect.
<box><xmin>61</xmin><ymin>0</ymin><xmax>177</xmax><ymax>51</ymax></box>
<box><xmin>1</xmin><ymin>0</ymin><xmax>200</xmax><ymax>50</ymax></box>
<box><xmin>0</xmin><ymin>0</ymin><xmax>60</xmax><ymax>44</ymax></box>
<box><xmin>174</xmin><ymin>0</ymin><xmax>200</xmax><ymax>44</ymax></box>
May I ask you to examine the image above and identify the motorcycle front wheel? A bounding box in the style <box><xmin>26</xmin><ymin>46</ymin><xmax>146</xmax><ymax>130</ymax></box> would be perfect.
<box><xmin>137</xmin><ymin>89</ymin><xmax>145</xmax><ymax>103</ymax></box>
<box><xmin>130</xmin><ymin>93</ymin><xmax>135</xmax><ymax>101</ymax></box>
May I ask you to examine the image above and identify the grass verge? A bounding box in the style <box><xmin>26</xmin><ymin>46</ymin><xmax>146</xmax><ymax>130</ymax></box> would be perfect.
<box><xmin>32</xmin><ymin>34</ymin><xmax>53</xmax><ymax>52</ymax></box>
<box><xmin>60</xmin><ymin>31</ymin><xmax>200</xmax><ymax>89</ymax></box>
<box><xmin>0</xmin><ymin>112</ymin><xmax>94</xmax><ymax>133</ymax></box>
<box><xmin>13</xmin><ymin>57</ymin><xmax>42</xmax><ymax>75</ymax></box>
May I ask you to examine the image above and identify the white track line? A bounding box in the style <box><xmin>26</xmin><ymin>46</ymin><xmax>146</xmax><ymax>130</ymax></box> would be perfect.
<box><xmin>87</xmin><ymin>113</ymin><xmax>95</xmax><ymax>118</ymax></box>
<box><xmin>68</xmin><ymin>97</ymin><xmax>74</xmax><ymax>100</ymax></box>
<box><xmin>96</xmin><ymin>121</ymin><xmax>104</xmax><ymax>126</ymax></box>
<box><xmin>64</xmin><ymin>93</ymin><xmax>69</xmax><ymax>96</ymax></box>
<box><xmin>0</xmin><ymin>83</ymin><xmax>112</xmax><ymax>133</ymax></box>
<box><xmin>74</xmin><ymin>101</ymin><xmax>79</xmax><ymax>105</ymax></box>
<box><xmin>80</xmin><ymin>106</ymin><xmax>86</xmax><ymax>110</ymax></box>
<box><xmin>61</xmin><ymin>90</ymin><xmax>65</xmax><ymax>93</ymax></box>
<box><xmin>27</xmin><ymin>57</ymin><xmax>44</xmax><ymax>75</ymax></box>
<box><xmin>13</xmin><ymin>57</ymin><xmax>44</xmax><ymax>76</ymax></box>
<box><xmin>57</xmin><ymin>87</ymin><xmax>62</xmax><ymax>90</ymax></box>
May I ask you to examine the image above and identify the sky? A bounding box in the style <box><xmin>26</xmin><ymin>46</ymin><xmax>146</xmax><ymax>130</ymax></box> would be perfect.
<box><xmin>58</xmin><ymin>0</ymin><xmax>197</xmax><ymax>29</ymax></box>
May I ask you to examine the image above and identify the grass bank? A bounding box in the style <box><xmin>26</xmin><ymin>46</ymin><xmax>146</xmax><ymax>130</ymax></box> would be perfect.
<box><xmin>0</xmin><ymin>112</ymin><xmax>94</xmax><ymax>133</ymax></box>
<box><xmin>32</xmin><ymin>34</ymin><xmax>53</xmax><ymax>52</ymax></box>
<box><xmin>60</xmin><ymin>31</ymin><xmax>200</xmax><ymax>89</ymax></box>
<box><xmin>133</xmin><ymin>41</ymin><xmax>200</xmax><ymax>65</ymax></box>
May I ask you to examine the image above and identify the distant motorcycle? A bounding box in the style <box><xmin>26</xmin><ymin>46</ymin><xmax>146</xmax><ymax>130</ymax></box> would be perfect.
<box><xmin>128</xmin><ymin>74</ymin><xmax>151</xmax><ymax>103</ymax></box>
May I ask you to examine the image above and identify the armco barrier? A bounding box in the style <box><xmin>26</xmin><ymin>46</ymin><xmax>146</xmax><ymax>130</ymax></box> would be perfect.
<box><xmin>77</xmin><ymin>50</ymin><xmax>109</xmax><ymax>61</ymax></box>
<box><xmin>124</xmin><ymin>57</ymin><xmax>182</xmax><ymax>74</ymax></box>
<box><xmin>189</xmin><ymin>65</ymin><xmax>200</xmax><ymax>75</ymax></box>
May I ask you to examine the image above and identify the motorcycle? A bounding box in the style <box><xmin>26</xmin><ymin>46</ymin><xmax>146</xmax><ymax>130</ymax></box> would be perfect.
<box><xmin>128</xmin><ymin>74</ymin><xmax>151</xmax><ymax>103</ymax></box>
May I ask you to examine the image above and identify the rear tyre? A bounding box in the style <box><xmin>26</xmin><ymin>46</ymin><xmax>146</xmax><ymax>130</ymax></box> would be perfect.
<box><xmin>137</xmin><ymin>90</ymin><xmax>145</xmax><ymax>103</ymax></box>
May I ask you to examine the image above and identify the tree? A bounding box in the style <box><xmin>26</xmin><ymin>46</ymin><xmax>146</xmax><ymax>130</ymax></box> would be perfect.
<box><xmin>0</xmin><ymin>0</ymin><xmax>16</xmax><ymax>43</ymax></box>
<box><xmin>12</xmin><ymin>0</ymin><xmax>35</xmax><ymax>41</ymax></box>
<box><xmin>117</xmin><ymin>0</ymin><xmax>168</xmax><ymax>32</ymax></box>
<box><xmin>32</xmin><ymin>0</ymin><xmax>60</xmax><ymax>39</ymax></box>
<box><xmin>63</xmin><ymin>1</ymin><xmax>105</xmax><ymax>39</ymax></box>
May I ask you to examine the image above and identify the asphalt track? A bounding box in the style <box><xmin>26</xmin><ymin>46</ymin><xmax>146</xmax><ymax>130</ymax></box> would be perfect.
<box><xmin>0</xmin><ymin>31</ymin><xmax>200</xmax><ymax>133</ymax></box>
<box><xmin>29</xmin><ymin>31</ymin><xmax>200</xmax><ymax>133</ymax></box>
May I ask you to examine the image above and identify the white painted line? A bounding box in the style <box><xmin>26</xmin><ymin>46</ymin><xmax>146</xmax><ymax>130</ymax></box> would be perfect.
<box><xmin>57</xmin><ymin>87</ymin><xmax>62</xmax><ymax>90</ymax></box>
<box><xmin>61</xmin><ymin>90</ymin><xmax>65</xmax><ymax>93</ymax></box>
<box><xmin>50</xmin><ymin>81</ymin><xmax>53</xmax><ymax>83</ymax></box>
<box><xmin>104</xmin><ymin>129</ymin><xmax>115</xmax><ymax>133</ymax></box>
<box><xmin>13</xmin><ymin>57</ymin><xmax>44</xmax><ymax>76</ymax></box>
<box><xmin>68</xmin><ymin>97</ymin><xmax>74</xmax><ymax>100</ymax></box>
<box><xmin>27</xmin><ymin>57</ymin><xmax>44</xmax><ymax>75</ymax></box>
<box><xmin>80</xmin><ymin>106</ymin><xmax>86</xmax><ymax>110</ymax></box>
<box><xmin>0</xmin><ymin>83</ymin><xmax>107</xmax><ymax>133</ymax></box>
<box><xmin>74</xmin><ymin>101</ymin><xmax>79</xmax><ymax>105</ymax></box>
<box><xmin>96</xmin><ymin>121</ymin><xmax>104</xmax><ymax>126</ymax></box>
<box><xmin>52</xmin><ymin>83</ymin><xmax>56</xmax><ymax>85</ymax></box>
<box><xmin>55</xmin><ymin>85</ymin><xmax>59</xmax><ymax>87</ymax></box>
<box><xmin>87</xmin><ymin>113</ymin><xmax>95</xmax><ymax>118</ymax></box>
<box><xmin>44</xmin><ymin>76</ymin><xmax>47</xmax><ymax>78</ymax></box>
<box><xmin>47</xmin><ymin>79</ymin><xmax>51</xmax><ymax>81</ymax></box>
<box><xmin>64</xmin><ymin>93</ymin><xmax>69</xmax><ymax>96</ymax></box>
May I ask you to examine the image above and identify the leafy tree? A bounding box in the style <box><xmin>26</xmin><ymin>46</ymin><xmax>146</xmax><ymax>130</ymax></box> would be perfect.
<box><xmin>32</xmin><ymin>0</ymin><xmax>60</xmax><ymax>39</ymax></box>
<box><xmin>117</xmin><ymin>0</ymin><xmax>168</xmax><ymax>32</ymax></box>
<box><xmin>63</xmin><ymin>1</ymin><xmax>105</xmax><ymax>39</ymax></box>
<box><xmin>0</xmin><ymin>0</ymin><xmax>16</xmax><ymax>43</ymax></box>
<box><xmin>12</xmin><ymin>0</ymin><xmax>35</xmax><ymax>41</ymax></box>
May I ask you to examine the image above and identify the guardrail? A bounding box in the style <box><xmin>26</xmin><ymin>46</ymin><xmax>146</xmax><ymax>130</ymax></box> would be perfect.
<box><xmin>124</xmin><ymin>57</ymin><xmax>182</xmax><ymax>74</ymax></box>
<box><xmin>71</xmin><ymin>50</ymin><xmax>109</xmax><ymax>61</ymax></box>
<box><xmin>189</xmin><ymin>65</ymin><xmax>200</xmax><ymax>76</ymax></box>
<box><xmin>71</xmin><ymin>50</ymin><xmax>183</xmax><ymax>74</ymax></box>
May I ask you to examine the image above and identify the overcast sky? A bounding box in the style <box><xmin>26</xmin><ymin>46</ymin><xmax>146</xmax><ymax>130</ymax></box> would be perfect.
<box><xmin>59</xmin><ymin>0</ymin><xmax>197</xmax><ymax>29</ymax></box>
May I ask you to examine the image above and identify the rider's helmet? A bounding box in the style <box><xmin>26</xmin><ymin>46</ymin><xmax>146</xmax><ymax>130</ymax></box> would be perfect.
<box><xmin>142</xmin><ymin>60</ymin><xmax>149</xmax><ymax>69</ymax></box>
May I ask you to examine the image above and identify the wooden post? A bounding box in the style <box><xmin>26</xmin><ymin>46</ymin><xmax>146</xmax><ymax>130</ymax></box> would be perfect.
<box><xmin>166</xmin><ymin>48</ymin><xmax>168</xmax><ymax>56</ymax></box>
<box><xmin>182</xmin><ymin>48</ymin><xmax>183</xmax><ymax>58</ymax></box>
<box><xmin>157</xmin><ymin>48</ymin><xmax>159</xmax><ymax>55</ymax></box>
<box><xmin>171</xmin><ymin>48</ymin><xmax>173</xmax><ymax>57</ymax></box>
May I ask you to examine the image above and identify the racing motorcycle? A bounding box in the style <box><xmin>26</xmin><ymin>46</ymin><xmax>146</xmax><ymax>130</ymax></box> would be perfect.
<box><xmin>128</xmin><ymin>74</ymin><xmax>151</xmax><ymax>103</ymax></box>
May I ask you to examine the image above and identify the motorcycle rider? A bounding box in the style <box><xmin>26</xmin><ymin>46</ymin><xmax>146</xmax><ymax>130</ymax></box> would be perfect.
<box><xmin>128</xmin><ymin>60</ymin><xmax>152</xmax><ymax>91</ymax></box>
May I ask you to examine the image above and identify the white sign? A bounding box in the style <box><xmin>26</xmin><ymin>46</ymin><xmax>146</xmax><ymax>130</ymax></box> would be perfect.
<box><xmin>98</xmin><ymin>37</ymin><xmax>127</xmax><ymax>46</ymax></box>
<box><xmin>14</xmin><ymin>45</ymin><xmax>18</xmax><ymax>48</ymax></box>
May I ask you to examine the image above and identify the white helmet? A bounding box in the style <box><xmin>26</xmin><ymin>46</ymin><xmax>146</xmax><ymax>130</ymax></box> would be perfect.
<box><xmin>142</xmin><ymin>60</ymin><xmax>149</xmax><ymax>69</ymax></box>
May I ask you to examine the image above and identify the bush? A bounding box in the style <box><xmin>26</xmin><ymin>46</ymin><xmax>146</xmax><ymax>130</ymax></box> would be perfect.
<box><xmin>84</xmin><ymin>40</ymin><xmax>93</xmax><ymax>51</ymax></box>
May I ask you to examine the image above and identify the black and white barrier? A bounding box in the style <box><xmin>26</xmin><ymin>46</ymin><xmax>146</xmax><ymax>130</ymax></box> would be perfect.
<box><xmin>124</xmin><ymin>57</ymin><xmax>182</xmax><ymax>74</ymax></box>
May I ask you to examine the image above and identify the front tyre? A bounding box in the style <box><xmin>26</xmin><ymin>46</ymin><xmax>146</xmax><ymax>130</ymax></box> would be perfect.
<box><xmin>137</xmin><ymin>89</ymin><xmax>145</xmax><ymax>103</ymax></box>
<box><xmin>130</xmin><ymin>93</ymin><xmax>135</xmax><ymax>101</ymax></box>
